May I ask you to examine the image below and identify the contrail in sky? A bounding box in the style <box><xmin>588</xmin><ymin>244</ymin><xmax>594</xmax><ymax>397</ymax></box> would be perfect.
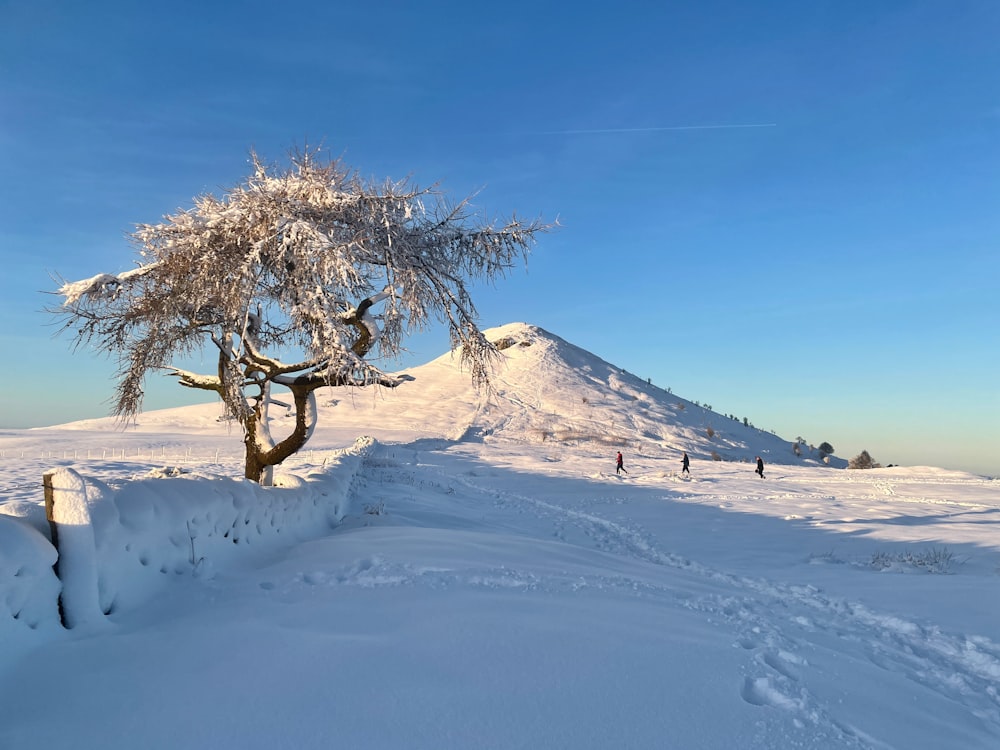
<box><xmin>536</xmin><ymin>123</ymin><xmax>777</xmax><ymax>135</ymax></box>
<box><xmin>343</xmin><ymin>123</ymin><xmax>778</xmax><ymax>141</ymax></box>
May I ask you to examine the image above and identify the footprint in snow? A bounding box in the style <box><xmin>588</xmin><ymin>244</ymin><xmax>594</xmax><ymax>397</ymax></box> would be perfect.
<box><xmin>759</xmin><ymin>650</ymin><xmax>803</xmax><ymax>681</ymax></box>
<box><xmin>741</xmin><ymin>676</ymin><xmax>802</xmax><ymax>711</ymax></box>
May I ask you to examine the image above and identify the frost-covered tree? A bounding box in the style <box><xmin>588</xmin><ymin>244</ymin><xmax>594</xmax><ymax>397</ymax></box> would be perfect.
<box><xmin>52</xmin><ymin>149</ymin><xmax>549</xmax><ymax>483</ymax></box>
<box><xmin>848</xmin><ymin>450</ymin><xmax>879</xmax><ymax>470</ymax></box>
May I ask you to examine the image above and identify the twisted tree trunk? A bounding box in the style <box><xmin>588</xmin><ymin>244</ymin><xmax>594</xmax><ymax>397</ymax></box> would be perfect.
<box><xmin>242</xmin><ymin>383</ymin><xmax>320</xmax><ymax>483</ymax></box>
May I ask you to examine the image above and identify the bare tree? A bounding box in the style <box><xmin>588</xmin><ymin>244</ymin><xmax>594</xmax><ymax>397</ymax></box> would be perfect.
<box><xmin>52</xmin><ymin>149</ymin><xmax>550</xmax><ymax>483</ymax></box>
<box><xmin>848</xmin><ymin>450</ymin><xmax>879</xmax><ymax>469</ymax></box>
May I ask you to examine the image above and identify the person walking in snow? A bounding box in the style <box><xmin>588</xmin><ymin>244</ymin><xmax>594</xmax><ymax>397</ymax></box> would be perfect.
<box><xmin>616</xmin><ymin>451</ymin><xmax>627</xmax><ymax>475</ymax></box>
<box><xmin>681</xmin><ymin>452</ymin><xmax>690</xmax><ymax>475</ymax></box>
<box><xmin>755</xmin><ymin>456</ymin><xmax>765</xmax><ymax>478</ymax></box>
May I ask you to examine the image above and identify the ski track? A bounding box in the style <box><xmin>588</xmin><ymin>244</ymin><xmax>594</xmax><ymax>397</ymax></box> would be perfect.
<box><xmin>350</xmin><ymin>450</ymin><xmax>1000</xmax><ymax>749</ymax></box>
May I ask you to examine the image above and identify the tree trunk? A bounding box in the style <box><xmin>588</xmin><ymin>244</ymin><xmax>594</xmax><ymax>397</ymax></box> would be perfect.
<box><xmin>243</xmin><ymin>435</ymin><xmax>271</xmax><ymax>483</ymax></box>
<box><xmin>242</xmin><ymin>383</ymin><xmax>319</xmax><ymax>483</ymax></box>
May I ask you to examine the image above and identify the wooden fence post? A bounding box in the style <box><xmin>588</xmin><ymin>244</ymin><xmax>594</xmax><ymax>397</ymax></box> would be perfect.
<box><xmin>43</xmin><ymin>470</ymin><xmax>58</xmax><ymax>542</ymax></box>
<box><xmin>44</xmin><ymin>470</ymin><xmax>67</xmax><ymax>627</ymax></box>
<box><xmin>43</xmin><ymin>468</ymin><xmax>104</xmax><ymax>629</ymax></box>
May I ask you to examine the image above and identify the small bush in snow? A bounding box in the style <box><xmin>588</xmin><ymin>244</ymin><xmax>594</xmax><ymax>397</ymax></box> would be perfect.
<box><xmin>705</xmin><ymin>426</ymin><xmax>715</xmax><ymax>439</ymax></box>
<box><xmin>849</xmin><ymin>450</ymin><xmax>880</xmax><ymax>469</ymax></box>
<box><xmin>710</xmin><ymin>451</ymin><xmax>722</xmax><ymax>461</ymax></box>
<box><xmin>363</xmin><ymin>501</ymin><xmax>386</xmax><ymax>516</ymax></box>
<box><xmin>808</xmin><ymin>550</ymin><xmax>844</xmax><ymax>565</ymax></box>
<box><xmin>869</xmin><ymin>547</ymin><xmax>954</xmax><ymax>573</ymax></box>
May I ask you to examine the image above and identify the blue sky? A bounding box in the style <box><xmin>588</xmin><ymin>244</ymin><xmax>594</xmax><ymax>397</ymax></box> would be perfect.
<box><xmin>1</xmin><ymin>0</ymin><xmax>998</xmax><ymax>474</ymax></box>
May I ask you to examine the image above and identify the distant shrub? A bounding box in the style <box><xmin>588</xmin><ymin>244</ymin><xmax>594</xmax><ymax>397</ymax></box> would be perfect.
<box><xmin>818</xmin><ymin>441</ymin><xmax>834</xmax><ymax>458</ymax></box>
<box><xmin>808</xmin><ymin>550</ymin><xmax>844</xmax><ymax>565</ymax></box>
<box><xmin>711</xmin><ymin>451</ymin><xmax>722</xmax><ymax>461</ymax></box>
<box><xmin>705</xmin><ymin>426</ymin><xmax>715</xmax><ymax>439</ymax></box>
<box><xmin>869</xmin><ymin>547</ymin><xmax>953</xmax><ymax>574</ymax></box>
<box><xmin>849</xmin><ymin>450</ymin><xmax>880</xmax><ymax>469</ymax></box>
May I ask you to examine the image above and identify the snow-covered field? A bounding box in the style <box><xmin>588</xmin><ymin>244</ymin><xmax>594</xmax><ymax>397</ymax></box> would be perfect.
<box><xmin>1</xmin><ymin>323</ymin><xmax>998</xmax><ymax>749</ymax></box>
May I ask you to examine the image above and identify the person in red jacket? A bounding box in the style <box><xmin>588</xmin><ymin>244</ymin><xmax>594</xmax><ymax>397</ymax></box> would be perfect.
<box><xmin>616</xmin><ymin>451</ymin><xmax>627</xmax><ymax>475</ymax></box>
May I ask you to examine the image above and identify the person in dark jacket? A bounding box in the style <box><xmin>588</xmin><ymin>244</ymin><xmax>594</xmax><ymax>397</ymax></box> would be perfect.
<box><xmin>681</xmin><ymin>452</ymin><xmax>690</xmax><ymax>475</ymax></box>
<box><xmin>755</xmin><ymin>456</ymin><xmax>765</xmax><ymax>478</ymax></box>
<box><xmin>616</xmin><ymin>451</ymin><xmax>627</xmax><ymax>475</ymax></box>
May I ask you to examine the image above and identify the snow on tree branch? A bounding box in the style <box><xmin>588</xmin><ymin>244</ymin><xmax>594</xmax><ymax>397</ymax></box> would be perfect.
<box><xmin>58</xmin><ymin>264</ymin><xmax>162</xmax><ymax>306</ymax></box>
<box><xmin>167</xmin><ymin>369</ymin><xmax>223</xmax><ymax>391</ymax></box>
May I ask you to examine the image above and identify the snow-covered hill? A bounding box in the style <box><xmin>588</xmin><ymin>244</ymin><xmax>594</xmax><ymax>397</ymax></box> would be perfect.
<box><xmin>363</xmin><ymin>321</ymin><xmax>841</xmax><ymax>466</ymax></box>
<box><xmin>52</xmin><ymin>322</ymin><xmax>843</xmax><ymax>470</ymax></box>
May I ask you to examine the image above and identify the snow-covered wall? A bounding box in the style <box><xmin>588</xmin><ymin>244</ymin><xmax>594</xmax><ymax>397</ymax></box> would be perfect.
<box><xmin>0</xmin><ymin>437</ymin><xmax>373</xmax><ymax>653</ymax></box>
<box><xmin>0</xmin><ymin>514</ymin><xmax>62</xmax><ymax>650</ymax></box>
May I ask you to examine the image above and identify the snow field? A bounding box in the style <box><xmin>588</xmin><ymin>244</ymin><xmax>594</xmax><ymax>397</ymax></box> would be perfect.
<box><xmin>2</xmin><ymin>323</ymin><xmax>999</xmax><ymax>748</ymax></box>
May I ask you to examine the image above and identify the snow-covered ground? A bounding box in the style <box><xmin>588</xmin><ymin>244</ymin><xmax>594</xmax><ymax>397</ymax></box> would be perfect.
<box><xmin>1</xmin><ymin>323</ymin><xmax>998</xmax><ymax>749</ymax></box>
